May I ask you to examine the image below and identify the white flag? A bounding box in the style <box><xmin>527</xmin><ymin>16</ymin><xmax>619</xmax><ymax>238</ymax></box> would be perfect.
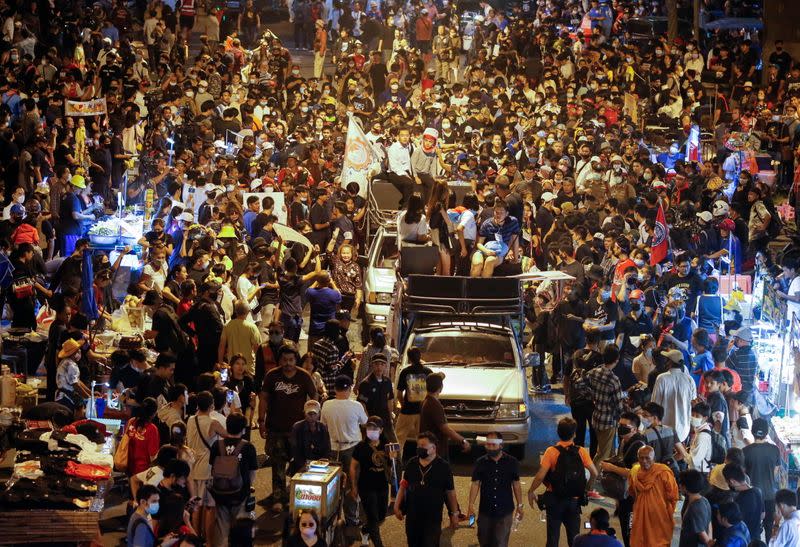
<box><xmin>341</xmin><ymin>114</ymin><xmax>380</xmax><ymax>197</ymax></box>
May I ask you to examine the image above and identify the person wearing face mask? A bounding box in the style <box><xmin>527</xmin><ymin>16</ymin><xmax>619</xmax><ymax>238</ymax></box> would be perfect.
<box><xmin>356</xmin><ymin>354</ymin><xmax>396</xmax><ymax>442</ymax></box>
<box><xmin>127</xmin><ymin>485</ymin><xmax>174</xmax><ymax>547</ymax></box>
<box><xmin>466</xmin><ymin>431</ymin><xmax>523</xmax><ymax>547</ymax></box>
<box><xmin>639</xmin><ymin>402</ymin><xmax>680</xmax><ymax>476</ymax></box>
<box><xmin>54</xmin><ymin>338</ymin><xmax>90</xmax><ymax>413</ymax></box>
<box><xmin>395</xmin><ymin>431</ymin><xmax>460</xmax><ymax>545</ymax></box>
<box><xmin>674</xmin><ymin>402</ymin><xmax>714</xmax><ymax>474</ymax></box>
<box><xmin>598</xmin><ymin>412</ymin><xmax>646</xmax><ymax>547</ymax></box>
<box><xmin>614</xmin><ymin>291</ymin><xmax>653</xmax><ymax>388</ymax></box>
<box><xmin>584</xmin><ymin>279</ymin><xmax>618</xmax><ymax>348</ymax></box>
<box><xmin>631</xmin><ymin>334</ymin><xmax>656</xmax><ymax>386</ymax></box>
<box><xmin>350</xmin><ymin>416</ymin><xmax>393</xmax><ymax>547</ymax></box>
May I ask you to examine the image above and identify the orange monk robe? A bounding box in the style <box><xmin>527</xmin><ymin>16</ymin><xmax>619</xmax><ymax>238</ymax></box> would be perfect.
<box><xmin>628</xmin><ymin>462</ymin><xmax>679</xmax><ymax>547</ymax></box>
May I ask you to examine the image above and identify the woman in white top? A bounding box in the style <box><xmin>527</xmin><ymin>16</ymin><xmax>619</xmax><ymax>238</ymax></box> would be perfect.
<box><xmin>139</xmin><ymin>248</ymin><xmax>169</xmax><ymax>292</ymax></box>
<box><xmin>397</xmin><ymin>193</ymin><xmax>430</xmax><ymax>247</ymax></box>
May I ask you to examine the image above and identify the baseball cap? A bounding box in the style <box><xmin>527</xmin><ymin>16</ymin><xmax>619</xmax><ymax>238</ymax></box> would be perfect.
<box><xmin>752</xmin><ymin>418</ymin><xmax>769</xmax><ymax>439</ymax></box>
<box><xmin>541</xmin><ymin>192</ymin><xmax>556</xmax><ymax>202</ymax></box>
<box><xmin>719</xmin><ymin>219</ymin><xmax>735</xmax><ymax>231</ymax></box>
<box><xmin>334</xmin><ymin>375</ymin><xmax>353</xmax><ymax>391</ymax></box>
<box><xmin>366</xmin><ymin>416</ymin><xmax>384</xmax><ymax>429</ymax></box>
<box><xmin>731</xmin><ymin>326</ymin><xmax>753</xmax><ymax>342</ymax></box>
<box><xmin>661</xmin><ymin>349</ymin><xmax>683</xmax><ymax>364</ymax></box>
<box><xmin>10</xmin><ymin>204</ymin><xmax>25</xmax><ymax>216</ymax></box>
<box><xmin>179</xmin><ymin>212</ymin><xmax>194</xmax><ymax>223</ymax></box>
<box><xmin>304</xmin><ymin>400</ymin><xmax>321</xmax><ymax>415</ymax></box>
<box><xmin>696</xmin><ymin>211</ymin><xmax>713</xmax><ymax>223</ymax></box>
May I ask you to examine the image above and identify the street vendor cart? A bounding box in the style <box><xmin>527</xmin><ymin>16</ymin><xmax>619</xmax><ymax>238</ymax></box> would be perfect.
<box><xmin>284</xmin><ymin>461</ymin><xmax>344</xmax><ymax>546</ymax></box>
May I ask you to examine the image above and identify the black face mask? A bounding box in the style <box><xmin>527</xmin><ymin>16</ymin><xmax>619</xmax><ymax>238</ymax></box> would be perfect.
<box><xmin>617</xmin><ymin>425</ymin><xmax>632</xmax><ymax>437</ymax></box>
<box><xmin>630</xmin><ymin>302</ymin><xmax>641</xmax><ymax>312</ymax></box>
<box><xmin>416</xmin><ymin>447</ymin><xmax>430</xmax><ymax>460</ymax></box>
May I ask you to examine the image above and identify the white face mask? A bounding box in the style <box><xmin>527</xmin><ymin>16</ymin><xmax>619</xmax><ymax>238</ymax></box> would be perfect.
<box><xmin>366</xmin><ymin>429</ymin><xmax>380</xmax><ymax>441</ymax></box>
<box><xmin>198</xmin><ymin>87</ymin><xmax>207</xmax><ymax>93</ymax></box>
<box><xmin>691</xmin><ymin>417</ymin><xmax>705</xmax><ymax>428</ymax></box>
<box><xmin>15</xmin><ymin>195</ymin><xmax>24</xmax><ymax>204</ymax></box>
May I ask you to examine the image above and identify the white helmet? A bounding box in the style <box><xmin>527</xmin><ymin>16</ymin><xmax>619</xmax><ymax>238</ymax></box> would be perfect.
<box><xmin>712</xmin><ymin>200</ymin><xmax>730</xmax><ymax>217</ymax></box>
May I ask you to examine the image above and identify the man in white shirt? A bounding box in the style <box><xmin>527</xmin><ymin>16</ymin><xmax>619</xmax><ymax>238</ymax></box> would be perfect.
<box><xmin>385</xmin><ymin>127</ymin><xmax>415</xmax><ymax>207</ymax></box>
<box><xmin>321</xmin><ymin>374</ymin><xmax>367</xmax><ymax>525</ymax></box>
<box><xmin>651</xmin><ymin>349</ymin><xmax>697</xmax><ymax>443</ymax></box>
<box><xmin>770</xmin><ymin>489</ymin><xmax>800</xmax><ymax>547</ymax></box>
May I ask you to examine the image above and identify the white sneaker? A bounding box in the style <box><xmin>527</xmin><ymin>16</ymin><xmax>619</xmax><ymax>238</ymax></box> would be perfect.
<box><xmin>361</xmin><ymin>532</ymin><xmax>370</xmax><ymax>546</ymax></box>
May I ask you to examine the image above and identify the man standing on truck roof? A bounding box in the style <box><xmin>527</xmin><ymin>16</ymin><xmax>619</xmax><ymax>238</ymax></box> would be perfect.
<box><xmin>419</xmin><ymin>372</ymin><xmax>472</xmax><ymax>459</ymax></box>
<box><xmin>395</xmin><ymin>347</ymin><xmax>432</xmax><ymax>458</ymax></box>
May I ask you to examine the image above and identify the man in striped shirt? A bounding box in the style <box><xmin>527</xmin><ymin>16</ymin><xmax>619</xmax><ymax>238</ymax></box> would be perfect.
<box><xmin>725</xmin><ymin>327</ymin><xmax>758</xmax><ymax>405</ymax></box>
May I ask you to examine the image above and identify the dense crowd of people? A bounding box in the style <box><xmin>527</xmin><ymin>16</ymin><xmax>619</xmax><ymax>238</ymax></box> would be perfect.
<box><xmin>3</xmin><ymin>0</ymin><xmax>800</xmax><ymax>545</ymax></box>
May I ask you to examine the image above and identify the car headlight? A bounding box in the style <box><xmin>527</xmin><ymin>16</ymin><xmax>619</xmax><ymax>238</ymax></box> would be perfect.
<box><xmin>495</xmin><ymin>402</ymin><xmax>527</xmax><ymax>420</ymax></box>
<box><xmin>367</xmin><ymin>292</ymin><xmax>392</xmax><ymax>304</ymax></box>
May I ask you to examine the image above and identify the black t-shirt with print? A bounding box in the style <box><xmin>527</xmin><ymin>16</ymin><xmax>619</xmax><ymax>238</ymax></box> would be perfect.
<box><xmin>352</xmin><ymin>439</ymin><xmax>389</xmax><ymax>492</ymax></box>
<box><xmin>261</xmin><ymin>368</ymin><xmax>318</xmax><ymax>434</ymax></box>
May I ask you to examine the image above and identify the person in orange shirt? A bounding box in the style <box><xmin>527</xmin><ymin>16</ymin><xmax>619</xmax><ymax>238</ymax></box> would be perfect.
<box><xmin>527</xmin><ymin>417</ymin><xmax>599</xmax><ymax>547</ymax></box>
<box><xmin>628</xmin><ymin>445</ymin><xmax>679</xmax><ymax>547</ymax></box>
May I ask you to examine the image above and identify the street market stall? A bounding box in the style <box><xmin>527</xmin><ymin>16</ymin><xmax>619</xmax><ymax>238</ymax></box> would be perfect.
<box><xmin>0</xmin><ymin>404</ymin><xmax>121</xmax><ymax>545</ymax></box>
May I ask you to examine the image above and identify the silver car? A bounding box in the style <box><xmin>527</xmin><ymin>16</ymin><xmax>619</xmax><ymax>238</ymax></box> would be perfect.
<box><xmin>362</xmin><ymin>226</ymin><xmax>398</xmax><ymax>335</ymax></box>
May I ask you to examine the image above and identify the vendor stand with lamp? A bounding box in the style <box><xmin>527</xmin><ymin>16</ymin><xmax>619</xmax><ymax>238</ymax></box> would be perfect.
<box><xmin>285</xmin><ymin>460</ymin><xmax>344</xmax><ymax>546</ymax></box>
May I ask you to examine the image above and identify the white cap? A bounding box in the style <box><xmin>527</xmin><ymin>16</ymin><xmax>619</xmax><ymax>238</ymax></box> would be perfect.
<box><xmin>696</xmin><ymin>211</ymin><xmax>713</xmax><ymax>223</ymax></box>
<box><xmin>541</xmin><ymin>192</ymin><xmax>556</xmax><ymax>202</ymax></box>
<box><xmin>179</xmin><ymin>212</ymin><xmax>194</xmax><ymax>223</ymax></box>
<box><xmin>250</xmin><ymin>179</ymin><xmax>263</xmax><ymax>190</ymax></box>
<box><xmin>422</xmin><ymin>127</ymin><xmax>439</xmax><ymax>140</ymax></box>
<box><xmin>199</xmin><ymin>80</ymin><xmax>208</xmax><ymax>87</ymax></box>
<box><xmin>590</xmin><ymin>156</ymin><xmax>601</xmax><ymax>163</ymax></box>
<box><xmin>743</xmin><ymin>81</ymin><xmax>753</xmax><ymax>88</ymax></box>
<box><xmin>213</xmin><ymin>139</ymin><xmax>226</xmax><ymax>148</ymax></box>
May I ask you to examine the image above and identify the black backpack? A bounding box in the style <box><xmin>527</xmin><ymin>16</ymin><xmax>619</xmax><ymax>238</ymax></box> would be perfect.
<box><xmin>764</xmin><ymin>199</ymin><xmax>784</xmax><ymax>239</ymax></box>
<box><xmin>547</xmin><ymin>445</ymin><xmax>587</xmax><ymax>498</ymax></box>
<box><xmin>700</xmin><ymin>429</ymin><xmax>727</xmax><ymax>465</ymax></box>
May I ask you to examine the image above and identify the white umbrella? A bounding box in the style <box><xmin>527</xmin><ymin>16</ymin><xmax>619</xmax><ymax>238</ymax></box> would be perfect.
<box><xmin>272</xmin><ymin>223</ymin><xmax>312</xmax><ymax>249</ymax></box>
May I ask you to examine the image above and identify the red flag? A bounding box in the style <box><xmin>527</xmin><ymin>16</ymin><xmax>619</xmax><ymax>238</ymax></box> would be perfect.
<box><xmin>650</xmin><ymin>203</ymin><xmax>669</xmax><ymax>265</ymax></box>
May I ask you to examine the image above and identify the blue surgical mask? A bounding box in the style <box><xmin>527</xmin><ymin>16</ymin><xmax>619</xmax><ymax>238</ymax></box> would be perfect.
<box><xmin>147</xmin><ymin>502</ymin><xmax>160</xmax><ymax>515</ymax></box>
<box><xmin>601</xmin><ymin>290</ymin><xmax>611</xmax><ymax>301</ymax></box>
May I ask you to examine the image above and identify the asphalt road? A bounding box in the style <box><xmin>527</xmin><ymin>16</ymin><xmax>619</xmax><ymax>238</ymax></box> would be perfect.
<box><xmin>98</xmin><ymin>20</ymin><xmax>684</xmax><ymax>547</ymax></box>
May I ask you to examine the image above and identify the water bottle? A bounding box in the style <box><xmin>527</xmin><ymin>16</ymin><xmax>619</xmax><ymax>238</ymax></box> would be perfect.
<box><xmin>246</xmin><ymin>487</ymin><xmax>256</xmax><ymax>520</ymax></box>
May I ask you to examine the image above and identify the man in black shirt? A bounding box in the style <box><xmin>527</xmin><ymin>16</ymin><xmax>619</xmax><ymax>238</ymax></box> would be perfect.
<box><xmin>395</xmin><ymin>431</ymin><xmax>459</xmax><ymax>546</ymax></box>
<box><xmin>351</xmin><ymin>416</ymin><xmax>393</xmax><ymax>547</ymax></box>
<box><xmin>357</xmin><ymin>354</ymin><xmax>396</xmax><ymax>441</ymax></box>
<box><xmin>309</xmin><ymin>189</ymin><xmax>331</xmax><ymax>250</ymax></box>
<box><xmin>136</xmin><ymin>353</ymin><xmax>176</xmax><ymax>404</ymax></box>
<box><xmin>180</xmin><ymin>281</ymin><xmax>224</xmax><ymax>375</ymax></box>
<box><xmin>209</xmin><ymin>413</ymin><xmax>258</xmax><ymax>543</ymax></box>
<box><xmin>395</xmin><ymin>347</ymin><xmax>432</xmax><ymax>457</ymax></box>
<box><xmin>467</xmin><ymin>432</ymin><xmax>524</xmax><ymax>547</ymax></box>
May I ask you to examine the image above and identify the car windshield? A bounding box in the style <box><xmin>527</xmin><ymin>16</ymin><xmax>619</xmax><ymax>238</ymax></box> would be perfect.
<box><xmin>374</xmin><ymin>234</ymin><xmax>398</xmax><ymax>269</ymax></box>
<box><xmin>411</xmin><ymin>330</ymin><xmax>515</xmax><ymax>366</ymax></box>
